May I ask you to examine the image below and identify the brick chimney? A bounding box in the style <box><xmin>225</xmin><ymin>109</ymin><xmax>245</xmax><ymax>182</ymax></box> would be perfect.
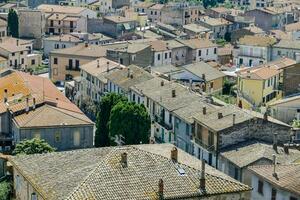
<box><xmin>171</xmin><ymin>89</ymin><xmax>176</xmax><ymax>98</ymax></box>
<box><xmin>3</xmin><ymin>89</ymin><xmax>7</xmax><ymax>103</ymax></box>
<box><xmin>233</xmin><ymin>114</ymin><xmax>236</xmax><ymax>125</ymax></box>
<box><xmin>121</xmin><ymin>152</ymin><xmax>127</xmax><ymax>168</ymax></box>
<box><xmin>33</xmin><ymin>98</ymin><xmax>36</xmax><ymax>110</ymax></box>
<box><xmin>218</xmin><ymin>112</ymin><xmax>223</xmax><ymax>119</ymax></box>
<box><xmin>170</xmin><ymin>147</ymin><xmax>178</xmax><ymax>162</ymax></box>
<box><xmin>202</xmin><ymin>106</ymin><xmax>206</xmax><ymax>115</ymax></box>
<box><xmin>200</xmin><ymin>159</ymin><xmax>206</xmax><ymax>191</ymax></box>
<box><xmin>25</xmin><ymin>97</ymin><xmax>29</xmax><ymax>114</ymax></box>
<box><xmin>161</xmin><ymin>81</ymin><xmax>164</xmax><ymax>87</ymax></box>
<box><xmin>106</xmin><ymin>61</ymin><xmax>110</xmax><ymax>72</ymax></box>
<box><xmin>158</xmin><ymin>179</ymin><xmax>164</xmax><ymax>200</ymax></box>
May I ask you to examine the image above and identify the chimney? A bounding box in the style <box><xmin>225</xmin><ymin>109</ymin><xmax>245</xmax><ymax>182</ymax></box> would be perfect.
<box><xmin>263</xmin><ymin>111</ymin><xmax>268</xmax><ymax>121</ymax></box>
<box><xmin>200</xmin><ymin>159</ymin><xmax>206</xmax><ymax>191</ymax></box>
<box><xmin>246</xmin><ymin>70</ymin><xmax>251</xmax><ymax>78</ymax></box>
<box><xmin>218</xmin><ymin>112</ymin><xmax>223</xmax><ymax>119</ymax></box>
<box><xmin>158</xmin><ymin>179</ymin><xmax>164</xmax><ymax>200</ymax></box>
<box><xmin>121</xmin><ymin>152</ymin><xmax>127</xmax><ymax>168</ymax></box>
<box><xmin>202</xmin><ymin>106</ymin><xmax>206</xmax><ymax>115</ymax></box>
<box><xmin>25</xmin><ymin>97</ymin><xmax>29</xmax><ymax>114</ymax></box>
<box><xmin>161</xmin><ymin>81</ymin><xmax>164</xmax><ymax>86</ymax></box>
<box><xmin>3</xmin><ymin>89</ymin><xmax>7</xmax><ymax>103</ymax></box>
<box><xmin>85</xmin><ymin>42</ymin><xmax>88</xmax><ymax>47</ymax></box>
<box><xmin>97</xmin><ymin>60</ymin><xmax>100</xmax><ymax>68</ymax></box>
<box><xmin>233</xmin><ymin>114</ymin><xmax>236</xmax><ymax>125</ymax></box>
<box><xmin>272</xmin><ymin>154</ymin><xmax>277</xmax><ymax>178</ymax></box>
<box><xmin>273</xmin><ymin>133</ymin><xmax>278</xmax><ymax>152</ymax></box>
<box><xmin>107</xmin><ymin>61</ymin><xmax>110</xmax><ymax>72</ymax></box>
<box><xmin>127</xmin><ymin>68</ymin><xmax>130</xmax><ymax>78</ymax></box>
<box><xmin>283</xmin><ymin>144</ymin><xmax>289</xmax><ymax>154</ymax></box>
<box><xmin>202</xmin><ymin>74</ymin><xmax>206</xmax><ymax>81</ymax></box>
<box><xmin>33</xmin><ymin>98</ymin><xmax>36</xmax><ymax>110</ymax></box>
<box><xmin>16</xmin><ymin>39</ymin><xmax>19</xmax><ymax>46</ymax></box>
<box><xmin>170</xmin><ymin>147</ymin><xmax>178</xmax><ymax>162</ymax></box>
<box><xmin>171</xmin><ymin>89</ymin><xmax>176</xmax><ymax>98</ymax></box>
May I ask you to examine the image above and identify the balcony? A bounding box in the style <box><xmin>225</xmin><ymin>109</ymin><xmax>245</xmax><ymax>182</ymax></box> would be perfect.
<box><xmin>194</xmin><ymin>137</ymin><xmax>215</xmax><ymax>152</ymax></box>
<box><xmin>154</xmin><ymin>114</ymin><xmax>173</xmax><ymax>131</ymax></box>
<box><xmin>66</xmin><ymin>65</ymin><xmax>80</xmax><ymax>71</ymax></box>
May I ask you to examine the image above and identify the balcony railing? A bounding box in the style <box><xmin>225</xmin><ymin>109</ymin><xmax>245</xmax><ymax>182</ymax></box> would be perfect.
<box><xmin>194</xmin><ymin>137</ymin><xmax>215</xmax><ymax>152</ymax></box>
<box><xmin>66</xmin><ymin>66</ymin><xmax>80</xmax><ymax>71</ymax></box>
<box><xmin>154</xmin><ymin>114</ymin><xmax>173</xmax><ymax>130</ymax></box>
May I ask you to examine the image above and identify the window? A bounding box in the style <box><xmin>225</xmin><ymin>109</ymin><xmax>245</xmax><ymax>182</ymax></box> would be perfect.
<box><xmin>157</xmin><ymin>54</ymin><xmax>160</xmax><ymax>60</ymax></box>
<box><xmin>68</xmin><ymin>59</ymin><xmax>73</xmax><ymax>68</ymax></box>
<box><xmin>21</xmin><ymin>58</ymin><xmax>24</xmax><ymax>64</ymax></box>
<box><xmin>75</xmin><ymin>60</ymin><xmax>80</xmax><ymax>69</ymax></box>
<box><xmin>169</xmin><ymin>52</ymin><xmax>171</xmax><ymax>58</ymax></box>
<box><xmin>290</xmin><ymin>197</ymin><xmax>298</xmax><ymax>200</ymax></box>
<box><xmin>73</xmin><ymin>131</ymin><xmax>80</xmax><ymax>146</ymax></box>
<box><xmin>198</xmin><ymin>50</ymin><xmax>201</xmax><ymax>56</ymax></box>
<box><xmin>169</xmin><ymin>113</ymin><xmax>172</xmax><ymax>124</ymax></box>
<box><xmin>53</xmin><ymin>68</ymin><xmax>58</xmax><ymax>76</ymax></box>
<box><xmin>133</xmin><ymin>94</ymin><xmax>136</xmax><ymax>101</ymax></box>
<box><xmin>31</xmin><ymin>59</ymin><xmax>35</xmax><ymax>65</ymax></box>
<box><xmin>185</xmin><ymin>124</ymin><xmax>189</xmax><ymax>136</ymax></box>
<box><xmin>271</xmin><ymin>188</ymin><xmax>277</xmax><ymax>200</ymax></box>
<box><xmin>55</xmin><ymin>132</ymin><xmax>61</xmax><ymax>142</ymax></box>
<box><xmin>55</xmin><ymin>44</ymin><xmax>59</xmax><ymax>49</ymax></box>
<box><xmin>206</xmin><ymin>49</ymin><xmax>209</xmax><ymax>55</ymax></box>
<box><xmin>214</xmin><ymin>48</ymin><xmax>217</xmax><ymax>54</ymax></box>
<box><xmin>208</xmin><ymin>131</ymin><xmax>214</xmax><ymax>146</ymax></box>
<box><xmin>20</xmin><ymin>51</ymin><xmax>23</xmax><ymax>55</ymax></box>
<box><xmin>165</xmin><ymin>52</ymin><xmax>168</xmax><ymax>59</ymax></box>
<box><xmin>258</xmin><ymin>180</ymin><xmax>264</xmax><ymax>195</ymax></box>
<box><xmin>277</xmin><ymin>51</ymin><xmax>281</xmax><ymax>56</ymax></box>
<box><xmin>12</xmin><ymin>53</ymin><xmax>15</xmax><ymax>56</ymax></box>
<box><xmin>54</xmin><ymin>58</ymin><xmax>58</xmax><ymax>64</ymax></box>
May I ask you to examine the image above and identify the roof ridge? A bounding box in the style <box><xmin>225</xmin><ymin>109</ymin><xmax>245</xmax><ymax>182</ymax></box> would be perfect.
<box><xmin>50</xmin><ymin>106</ymin><xmax>92</xmax><ymax>124</ymax></box>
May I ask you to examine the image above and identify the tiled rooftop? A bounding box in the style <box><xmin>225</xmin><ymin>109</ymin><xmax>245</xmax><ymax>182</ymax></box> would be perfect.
<box><xmin>9</xmin><ymin>144</ymin><xmax>251</xmax><ymax>200</ymax></box>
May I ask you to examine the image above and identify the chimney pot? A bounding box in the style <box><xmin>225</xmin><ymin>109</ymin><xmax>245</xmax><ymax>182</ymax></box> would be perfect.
<box><xmin>171</xmin><ymin>89</ymin><xmax>176</xmax><ymax>98</ymax></box>
<box><xmin>218</xmin><ymin>112</ymin><xmax>223</xmax><ymax>119</ymax></box>
<box><xmin>170</xmin><ymin>147</ymin><xmax>178</xmax><ymax>162</ymax></box>
<box><xmin>202</xmin><ymin>106</ymin><xmax>206</xmax><ymax>115</ymax></box>
<box><xmin>121</xmin><ymin>152</ymin><xmax>127</xmax><ymax>168</ymax></box>
<box><xmin>3</xmin><ymin>89</ymin><xmax>7</xmax><ymax>103</ymax></box>
<box><xmin>233</xmin><ymin>114</ymin><xmax>236</xmax><ymax>125</ymax></box>
<box><xmin>161</xmin><ymin>81</ymin><xmax>164</xmax><ymax>86</ymax></box>
<box><xmin>200</xmin><ymin>159</ymin><xmax>206</xmax><ymax>191</ymax></box>
<box><xmin>158</xmin><ymin>179</ymin><xmax>164</xmax><ymax>200</ymax></box>
<box><xmin>25</xmin><ymin>97</ymin><xmax>29</xmax><ymax>113</ymax></box>
<box><xmin>33</xmin><ymin>98</ymin><xmax>36</xmax><ymax>110</ymax></box>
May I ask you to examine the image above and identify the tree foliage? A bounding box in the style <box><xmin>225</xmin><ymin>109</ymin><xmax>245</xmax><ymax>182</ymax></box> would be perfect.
<box><xmin>95</xmin><ymin>93</ymin><xmax>127</xmax><ymax>147</ymax></box>
<box><xmin>0</xmin><ymin>181</ymin><xmax>11</xmax><ymax>200</ymax></box>
<box><xmin>7</xmin><ymin>9</ymin><xmax>19</xmax><ymax>38</ymax></box>
<box><xmin>13</xmin><ymin>138</ymin><xmax>55</xmax><ymax>155</ymax></box>
<box><xmin>109</xmin><ymin>101</ymin><xmax>151</xmax><ymax>145</ymax></box>
<box><xmin>292</xmin><ymin>119</ymin><xmax>300</xmax><ymax>128</ymax></box>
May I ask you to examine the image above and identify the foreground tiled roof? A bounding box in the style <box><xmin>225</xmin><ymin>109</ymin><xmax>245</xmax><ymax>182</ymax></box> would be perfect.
<box><xmin>249</xmin><ymin>164</ymin><xmax>300</xmax><ymax>196</ymax></box>
<box><xmin>221</xmin><ymin>140</ymin><xmax>300</xmax><ymax>168</ymax></box>
<box><xmin>9</xmin><ymin>144</ymin><xmax>251</xmax><ymax>200</ymax></box>
<box><xmin>182</xmin><ymin>62</ymin><xmax>225</xmax><ymax>81</ymax></box>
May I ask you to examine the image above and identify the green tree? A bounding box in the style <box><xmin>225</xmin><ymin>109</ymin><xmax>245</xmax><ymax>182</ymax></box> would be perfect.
<box><xmin>95</xmin><ymin>93</ymin><xmax>127</xmax><ymax>147</ymax></box>
<box><xmin>292</xmin><ymin>119</ymin><xmax>300</xmax><ymax>128</ymax></box>
<box><xmin>7</xmin><ymin>9</ymin><xmax>19</xmax><ymax>38</ymax></box>
<box><xmin>203</xmin><ymin>0</ymin><xmax>217</xmax><ymax>8</ymax></box>
<box><xmin>0</xmin><ymin>181</ymin><xmax>11</xmax><ymax>200</ymax></box>
<box><xmin>109</xmin><ymin>101</ymin><xmax>151</xmax><ymax>145</ymax></box>
<box><xmin>13</xmin><ymin>138</ymin><xmax>55</xmax><ymax>155</ymax></box>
